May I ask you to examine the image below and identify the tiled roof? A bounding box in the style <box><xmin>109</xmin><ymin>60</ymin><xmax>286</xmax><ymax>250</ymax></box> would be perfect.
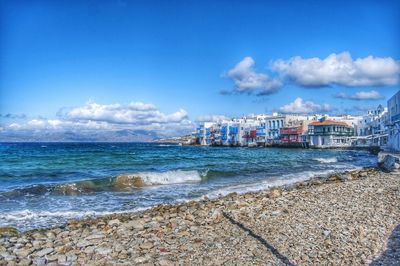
<box><xmin>309</xmin><ymin>120</ymin><xmax>351</xmax><ymax>128</ymax></box>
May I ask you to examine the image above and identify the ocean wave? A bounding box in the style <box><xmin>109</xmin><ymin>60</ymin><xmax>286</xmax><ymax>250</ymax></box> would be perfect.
<box><xmin>0</xmin><ymin>170</ymin><xmax>206</xmax><ymax>198</ymax></box>
<box><xmin>157</xmin><ymin>144</ymin><xmax>179</xmax><ymax>147</ymax></box>
<box><xmin>313</xmin><ymin>157</ymin><xmax>338</xmax><ymax>163</ymax></box>
<box><xmin>205</xmin><ymin>167</ymin><xmax>360</xmax><ymax>199</ymax></box>
<box><xmin>0</xmin><ymin>208</ymin><xmax>150</xmax><ymax>232</ymax></box>
<box><xmin>114</xmin><ymin>170</ymin><xmax>204</xmax><ymax>188</ymax></box>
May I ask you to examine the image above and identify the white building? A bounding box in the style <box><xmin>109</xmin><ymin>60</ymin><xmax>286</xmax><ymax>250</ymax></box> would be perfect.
<box><xmin>308</xmin><ymin>119</ymin><xmax>354</xmax><ymax>148</ymax></box>
<box><xmin>388</xmin><ymin>91</ymin><xmax>400</xmax><ymax>152</ymax></box>
<box><xmin>355</xmin><ymin>105</ymin><xmax>388</xmax><ymax>147</ymax></box>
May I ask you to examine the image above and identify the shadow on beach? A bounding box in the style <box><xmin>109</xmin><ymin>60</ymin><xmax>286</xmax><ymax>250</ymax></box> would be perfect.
<box><xmin>370</xmin><ymin>224</ymin><xmax>400</xmax><ymax>265</ymax></box>
<box><xmin>223</xmin><ymin>212</ymin><xmax>296</xmax><ymax>266</ymax></box>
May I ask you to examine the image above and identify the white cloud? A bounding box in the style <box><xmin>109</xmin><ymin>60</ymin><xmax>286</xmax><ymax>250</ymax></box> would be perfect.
<box><xmin>1</xmin><ymin>101</ymin><xmax>194</xmax><ymax>140</ymax></box>
<box><xmin>196</xmin><ymin>115</ymin><xmax>230</xmax><ymax>123</ymax></box>
<box><xmin>63</xmin><ymin>101</ymin><xmax>188</xmax><ymax>125</ymax></box>
<box><xmin>271</xmin><ymin>52</ymin><xmax>400</xmax><ymax>87</ymax></box>
<box><xmin>226</xmin><ymin>57</ymin><xmax>282</xmax><ymax>95</ymax></box>
<box><xmin>279</xmin><ymin>97</ymin><xmax>331</xmax><ymax>114</ymax></box>
<box><xmin>335</xmin><ymin>90</ymin><xmax>384</xmax><ymax>100</ymax></box>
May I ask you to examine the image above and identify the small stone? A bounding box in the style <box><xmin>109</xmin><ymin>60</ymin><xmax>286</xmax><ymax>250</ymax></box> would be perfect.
<box><xmin>140</xmin><ymin>242</ymin><xmax>154</xmax><ymax>250</ymax></box>
<box><xmin>134</xmin><ymin>256</ymin><xmax>147</xmax><ymax>263</ymax></box>
<box><xmin>95</xmin><ymin>247</ymin><xmax>112</xmax><ymax>255</ymax></box>
<box><xmin>158</xmin><ymin>259</ymin><xmax>173</xmax><ymax>266</ymax></box>
<box><xmin>45</xmin><ymin>254</ymin><xmax>58</xmax><ymax>262</ymax></box>
<box><xmin>76</xmin><ymin>239</ymin><xmax>92</xmax><ymax>248</ymax></box>
<box><xmin>14</xmin><ymin>248</ymin><xmax>32</xmax><ymax>258</ymax></box>
<box><xmin>132</xmin><ymin>222</ymin><xmax>145</xmax><ymax>230</ymax></box>
<box><xmin>19</xmin><ymin>259</ymin><xmax>32</xmax><ymax>266</ymax></box>
<box><xmin>57</xmin><ymin>255</ymin><xmax>67</xmax><ymax>264</ymax></box>
<box><xmin>323</xmin><ymin>230</ymin><xmax>331</xmax><ymax>237</ymax></box>
<box><xmin>32</xmin><ymin>257</ymin><xmax>46</xmax><ymax>266</ymax></box>
<box><xmin>85</xmin><ymin>234</ymin><xmax>105</xmax><ymax>240</ymax></box>
<box><xmin>0</xmin><ymin>227</ymin><xmax>18</xmax><ymax>237</ymax></box>
<box><xmin>35</xmin><ymin>247</ymin><xmax>54</xmax><ymax>257</ymax></box>
<box><xmin>108</xmin><ymin>219</ymin><xmax>121</xmax><ymax>227</ymax></box>
<box><xmin>269</xmin><ymin>188</ymin><xmax>282</xmax><ymax>198</ymax></box>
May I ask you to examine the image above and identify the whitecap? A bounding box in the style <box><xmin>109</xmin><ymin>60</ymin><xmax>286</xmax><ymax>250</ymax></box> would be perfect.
<box><xmin>313</xmin><ymin>157</ymin><xmax>338</xmax><ymax>163</ymax></box>
<box><xmin>114</xmin><ymin>170</ymin><xmax>204</xmax><ymax>188</ymax></box>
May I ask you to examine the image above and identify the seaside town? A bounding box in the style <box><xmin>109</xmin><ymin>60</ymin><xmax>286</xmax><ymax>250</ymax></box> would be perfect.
<box><xmin>1</xmin><ymin>1</ymin><xmax>400</xmax><ymax>265</ymax></box>
<box><xmin>178</xmin><ymin>91</ymin><xmax>400</xmax><ymax>152</ymax></box>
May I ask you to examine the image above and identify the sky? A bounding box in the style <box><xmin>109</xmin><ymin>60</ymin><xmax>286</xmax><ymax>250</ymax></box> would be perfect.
<box><xmin>0</xmin><ymin>0</ymin><xmax>400</xmax><ymax>141</ymax></box>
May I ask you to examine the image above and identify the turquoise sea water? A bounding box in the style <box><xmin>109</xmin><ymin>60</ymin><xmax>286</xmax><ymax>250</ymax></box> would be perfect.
<box><xmin>0</xmin><ymin>143</ymin><xmax>376</xmax><ymax>231</ymax></box>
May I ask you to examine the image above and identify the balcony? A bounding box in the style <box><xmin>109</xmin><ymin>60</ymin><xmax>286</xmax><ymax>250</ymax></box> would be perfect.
<box><xmin>280</xmin><ymin>128</ymin><xmax>302</xmax><ymax>135</ymax></box>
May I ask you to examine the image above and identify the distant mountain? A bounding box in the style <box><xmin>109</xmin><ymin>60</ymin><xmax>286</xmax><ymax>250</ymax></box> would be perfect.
<box><xmin>0</xmin><ymin>129</ymin><xmax>161</xmax><ymax>142</ymax></box>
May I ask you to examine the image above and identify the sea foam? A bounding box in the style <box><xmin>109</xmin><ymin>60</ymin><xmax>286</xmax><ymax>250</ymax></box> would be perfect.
<box><xmin>114</xmin><ymin>170</ymin><xmax>203</xmax><ymax>188</ymax></box>
<box><xmin>313</xmin><ymin>157</ymin><xmax>338</xmax><ymax>163</ymax></box>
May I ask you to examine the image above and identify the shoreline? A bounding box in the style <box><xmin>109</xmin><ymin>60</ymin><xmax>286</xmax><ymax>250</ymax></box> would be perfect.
<box><xmin>1</xmin><ymin>167</ymin><xmax>399</xmax><ymax>265</ymax></box>
<box><xmin>0</xmin><ymin>166</ymin><xmax>371</xmax><ymax>234</ymax></box>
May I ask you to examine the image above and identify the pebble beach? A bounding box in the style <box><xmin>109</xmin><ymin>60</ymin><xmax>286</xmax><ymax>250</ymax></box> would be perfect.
<box><xmin>0</xmin><ymin>168</ymin><xmax>399</xmax><ymax>265</ymax></box>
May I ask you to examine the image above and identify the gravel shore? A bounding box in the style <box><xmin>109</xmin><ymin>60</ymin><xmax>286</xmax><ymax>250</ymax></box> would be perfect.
<box><xmin>1</xmin><ymin>168</ymin><xmax>399</xmax><ymax>265</ymax></box>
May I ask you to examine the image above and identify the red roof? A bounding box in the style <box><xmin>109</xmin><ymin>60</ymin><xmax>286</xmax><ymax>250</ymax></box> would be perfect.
<box><xmin>309</xmin><ymin>120</ymin><xmax>351</xmax><ymax>128</ymax></box>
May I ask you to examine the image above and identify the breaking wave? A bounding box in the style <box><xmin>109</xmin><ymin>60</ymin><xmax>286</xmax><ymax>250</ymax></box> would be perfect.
<box><xmin>313</xmin><ymin>157</ymin><xmax>338</xmax><ymax>163</ymax></box>
<box><xmin>0</xmin><ymin>170</ymin><xmax>206</xmax><ymax>198</ymax></box>
<box><xmin>114</xmin><ymin>170</ymin><xmax>203</xmax><ymax>188</ymax></box>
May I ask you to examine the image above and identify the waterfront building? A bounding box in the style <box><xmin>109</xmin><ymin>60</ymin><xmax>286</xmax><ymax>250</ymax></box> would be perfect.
<box><xmin>265</xmin><ymin>113</ymin><xmax>286</xmax><ymax>144</ymax></box>
<box><xmin>387</xmin><ymin>91</ymin><xmax>400</xmax><ymax>152</ymax></box>
<box><xmin>308</xmin><ymin>119</ymin><xmax>354</xmax><ymax>147</ymax></box>
<box><xmin>355</xmin><ymin>105</ymin><xmax>388</xmax><ymax>147</ymax></box>
<box><xmin>196</xmin><ymin>122</ymin><xmax>213</xmax><ymax>145</ymax></box>
<box><xmin>280</xmin><ymin>125</ymin><xmax>304</xmax><ymax>145</ymax></box>
<box><xmin>237</xmin><ymin>117</ymin><xmax>259</xmax><ymax>146</ymax></box>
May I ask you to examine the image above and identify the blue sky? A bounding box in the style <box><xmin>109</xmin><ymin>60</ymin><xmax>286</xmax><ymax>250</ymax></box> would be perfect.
<box><xmin>0</xmin><ymin>0</ymin><xmax>399</xmax><ymax>140</ymax></box>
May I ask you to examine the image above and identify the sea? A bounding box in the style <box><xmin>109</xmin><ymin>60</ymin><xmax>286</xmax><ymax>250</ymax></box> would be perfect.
<box><xmin>0</xmin><ymin>142</ymin><xmax>377</xmax><ymax>231</ymax></box>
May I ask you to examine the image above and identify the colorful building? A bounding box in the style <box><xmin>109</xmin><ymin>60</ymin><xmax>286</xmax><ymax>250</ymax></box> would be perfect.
<box><xmin>280</xmin><ymin>126</ymin><xmax>304</xmax><ymax>145</ymax></box>
<box><xmin>308</xmin><ymin>119</ymin><xmax>354</xmax><ymax>148</ymax></box>
<box><xmin>388</xmin><ymin>91</ymin><xmax>400</xmax><ymax>152</ymax></box>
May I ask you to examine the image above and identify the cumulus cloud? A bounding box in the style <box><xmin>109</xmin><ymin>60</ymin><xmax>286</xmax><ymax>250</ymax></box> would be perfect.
<box><xmin>334</xmin><ymin>90</ymin><xmax>384</xmax><ymax>100</ymax></box>
<box><xmin>226</xmin><ymin>57</ymin><xmax>282</xmax><ymax>96</ymax></box>
<box><xmin>1</xmin><ymin>101</ymin><xmax>194</xmax><ymax>141</ymax></box>
<box><xmin>196</xmin><ymin>115</ymin><xmax>230</xmax><ymax>123</ymax></box>
<box><xmin>279</xmin><ymin>97</ymin><xmax>331</xmax><ymax>114</ymax></box>
<box><xmin>271</xmin><ymin>52</ymin><xmax>400</xmax><ymax>88</ymax></box>
<box><xmin>61</xmin><ymin>101</ymin><xmax>188</xmax><ymax>125</ymax></box>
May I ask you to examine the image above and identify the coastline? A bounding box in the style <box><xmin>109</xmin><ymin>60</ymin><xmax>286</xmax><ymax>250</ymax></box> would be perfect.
<box><xmin>1</xmin><ymin>168</ymin><xmax>399</xmax><ymax>265</ymax></box>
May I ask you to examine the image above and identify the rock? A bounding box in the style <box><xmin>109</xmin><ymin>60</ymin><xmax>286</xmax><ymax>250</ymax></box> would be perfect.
<box><xmin>132</xmin><ymin>221</ymin><xmax>145</xmax><ymax>230</ymax></box>
<box><xmin>32</xmin><ymin>257</ymin><xmax>46</xmax><ymax>265</ymax></box>
<box><xmin>158</xmin><ymin>259</ymin><xmax>173</xmax><ymax>265</ymax></box>
<box><xmin>95</xmin><ymin>247</ymin><xmax>112</xmax><ymax>255</ymax></box>
<box><xmin>113</xmin><ymin>175</ymin><xmax>145</xmax><ymax>189</ymax></box>
<box><xmin>45</xmin><ymin>254</ymin><xmax>59</xmax><ymax>262</ymax></box>
<box><xmin>134</xmin><ymin>256</ymin><xmax>147</xmax><ymax>263</ymax></box>
<box><xmin>108</xmin><ymin>219</ymin><xmax>121</xmax><ymax>227</ymax></box>
<box><xmin>66</xmin><ymin>254</ymin><xmax>77</xmax><ymax>262</ymax></box>
<box><xmin>85</xmin><ymin>233</ymin><xmax>105</xmax><ymax>240</ymax></box>
<box><xmin>359</xmin><ymin>171</ymin><xmax>368</xmax><ymax>177</ymax></box>
<box><xmin>269</xmin><ymin>188</ymin><xmax>282</xmax><ymax>198</ymax></box>
<box><xmin>35</xmin><ymin>247</ymin><xmax>54</xmax><ymax>257</ymax></box>
<box><xmin>1</xmin><ymin>252</ymin><xmax>16</xmax><ymax>262</ymax></box>
<box><xmin>0</xmin><ymin>227</ymin><xmax>18</xmax><ymax>237</ymax></box>
<box><xmin>378</xmin><ymin>152</ymin><xmax>400</xmax><ymax>172</ymax></box>
<box><xmin>76</xmin><ymin>239</ymin><xmax>92</xmax><ymax>248</ymax></box>
<box><xmin>18</xmin><ymin>259</ymin><xmax>32</xmax><ymax>266</ymax></box>
<box><xmin>14</xmin><ymin>248</ymin><xmax>32</xmax><ymax>258</ymax></box>
<box><xmin>57</xmin><ymin>254</ymin><xmax>67</xmax><ymax>264</ymax></box>
<box><xmin>323</xmin><ymin>230</ymin><xmax>331</xmax><ymax>237</ymax></box>
<box><xmin>140</xmin><ymin>242</ymin><xmax>154</xmax><ymax>250</ymax></box>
